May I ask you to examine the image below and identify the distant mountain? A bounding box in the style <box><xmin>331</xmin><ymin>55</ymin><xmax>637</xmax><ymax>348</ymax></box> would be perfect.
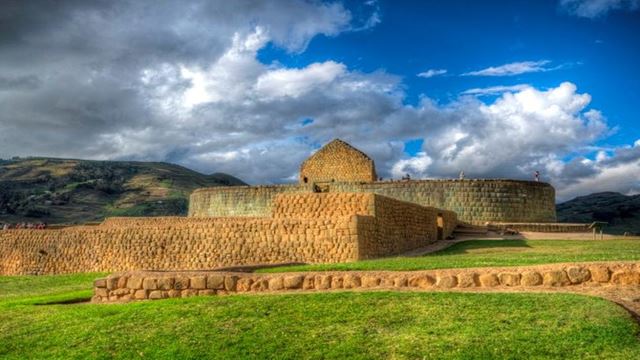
<box><xmin>557</xmin><ymin>192</ymin><xmax>640</xmax><ymax>235</ymax></box>
<box><xmin>0</xmin><ymin>157</ymin><xmax>245</xmax><ymax>224</ymax></box>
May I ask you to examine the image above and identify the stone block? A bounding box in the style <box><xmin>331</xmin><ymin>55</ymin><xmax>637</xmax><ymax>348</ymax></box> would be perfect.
<box><xmin>198</xmin><ymin>290</ymin><xmax>215</xmax><ymax>296</ymax></box>
<box><xmin>117</xmin><ymin>276</ymin><xmax>128</xmax><ymax>289</ymax></box>
<box><xmin>251</xmin><ymin>279</ymin><xmax>269</xmax><ymax>291</ymax></box>
<box><xmin>521</xmin><ymin>272</ymin><xmax>542</xmax><ymax>286</ymax></box>
<box><xmin>174</xmin><ymin>277</ymin><xmax>189</xmax><ymax>290</ymax></box>
<box><xmin>611</xmin><ymin>271</ymin><xmax>640</xmax><ymax>285</ymax></box>
<box><xmin>133</xmin><ymin>290</ymin><xmax>147</xmax><ymax>300</ymax></box>
<box><xmin>157</xmin><ymin>277</ymin><xmax>175</xmax><ymax>290</ymax></box>
<box><xmin>142</xmin><ymin>278</ymin><xmax>158</xmax><ymax>290</ymax></box>
<box><xmin>393</xmin><ymin>276</ymin><xmax>408</xmax><ymax>287</ymax></box>
<box><xmin>225</xmin><ymin>276</ymin><xmax>238</xmax><ymax>291</ymax></box>
<box><xmin>148</xmin><ymin>290</ymin><xmax>166</xmax><ymax>300</ymax></box>
<box><xmin>268</xmin><ymin>277</ymin><xmax>284</xmax><ymax>290</ymax></box>
<box><xmin>543</xmin><ymin>271</ymin><xmax>570</xmax><ymax>287</ymax></box>
<box><xmin>436</xmin><ymin>275</ymin><xmax>457</xmax><ymax>288</ymax></box>
<box><xmin>479</xmin><ymin>274</ymin><xmax>499</xmax><ymax>287</ymax></box>
<box><xmin>237</xmin><ymin>278</ymin><xmax>253</xmax><ymax>292</ymax></box>
<box><xmin>330</xmin><ymin>276</ymin><xmax>343</xmax><ymax>289</ymax></box>
<box><xmin>95</xmin><ymin>288</ymin><xmax>109</xmax><ymax>297</ymax></box>
<box><xmin>361</xmin><ymin>276</ymin><xmax>380</xmax><ymax>288</ymax></box>
<box><xmin>302</xmin><ymin>276</ymin><xmax>315</xmax><ymax>290</ymax></box>
<box><xmin>498</xmin><ymin>273</ymin><xmax>521</xmax><ymax>287</ymax></box>
<box><xmin>589</xmin><ymin>266</ymin><xmax>611</xmax><ymax>283</ymax></box>
<box><xmin>94</xmin><ymin>279</ymin><xmax>106</xmax><ymax>288</ymax></box>
<box><xmin>284</xmin><ymin>275</ymin><xmax>304</xmax><ymax>289</ymax></box>
<box><xmin>457</xmin><ymin>273</ymin><xmax>478</xmax><ymax>288</ymax></box>
<box><xmin>181</xmin><ymin>289</ymin><xmax>198</xmax><ymax>298</ymax></box>
<box><xmin>408</xmin><ymin>275</ymin><xmax>435</xmax><ymax>288</ymax></box>
<box><xmin>126</xmin><ymin>276</ymin><xmax>143</xmax><ymax>290</ymax></box>
<box><xmin>566</xmin><ymin>267</ymin><xmax>591</xmax><ymax>284</ymax></box>
<box><xmin>112</xmin><ymin>288</ymin><xmax>130</xmax><ymax>296</ymax></box>
<box><xmin>191</xmin><ymin>276</ymin><xmax>207</xmax><ymax>290</ymax></box>
<box><xmin>106</xmin><ymin>277</ymin><xmax>119</xmax><ymax>290</ymax></box>
<box><xmin>167</xmin><ymin>290</ymin><xmax>181</xmax><ymax>298</ymax></box>
<box><xmin>207</xmin><ymin>275</ymin><xmax>225</xmax><ymax>290</ymax></box>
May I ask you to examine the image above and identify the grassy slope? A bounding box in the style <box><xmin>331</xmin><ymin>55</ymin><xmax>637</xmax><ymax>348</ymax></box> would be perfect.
<box><xmin>0</xmin><ymin>274</ymin><xmax>639</xmax><ymax>359</ymax></box>
<box><xmin>0</xmin><ymin>157</ymin><xmax>245</xmax><ymax>224</ymax></box>
<box><xmin>557</xmin><ymin>192</ymin><xmax>640</xmax><ymax>235</ymax></box>
<box><xmin>260</xmin><ymin>239</ymin><xmax>640</xmax><ymax>273</ymax></box>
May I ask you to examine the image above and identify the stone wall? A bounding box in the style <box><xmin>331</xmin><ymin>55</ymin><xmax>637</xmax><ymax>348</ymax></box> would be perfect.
<box><xmin>0</xmin><ymin>193</ymin><xmax>452</xmax><ymax>275</ymax></box>
<box><xmin>299</xmin><ymin>139</ymin><xmax>377</xmax><ymax>184</ymax></box>
<box><xmin>92</xmin><ymin>261</ymin><xmax>640</xmax><ymax>302</ymax></box>
<box><xmin>188</xmin><ymin>184</ymin><xmax>309</xmax><ymax>217</ymax></box>
<box><xmin>356</xmin><ymin>196</ymin><xmax>457</xmax><ymax>259</ymax></box>
<box><xmin>190</xmin><ymin>179</ymin><xmax>556</xmax><ymax>224</ymax></box>
<box><xmin>488</xmin><ymin>222</ymin><xmax>591</xmax><ymax>233</ymax></box>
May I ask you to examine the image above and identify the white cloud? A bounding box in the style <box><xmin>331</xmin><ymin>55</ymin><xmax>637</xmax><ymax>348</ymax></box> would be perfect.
<box><xmin>462</xmin><ymin>84</ymin><xmax>530</xmax><ymax>96</ymax></box>
<box><xmin>417</xmin><ymin>69</ymin><xmax>447</xmax><ymax>78</ymax></box>
<box><xmin>560</xmin><ymin>0</ymin><xmax>640</xmax><ymax>18</ymax></box>
<box><xmin>462</xmin><ymin>60</ymin><xmax>554</xmax><ymax>76</ymax></box>
<box><xmin>391</xmin><ymin>153</ymin><xmax>433</xmax><ymax>178</ymax></box>
<box><xmin>0</xmin><ymin>0</ymin><xmax>637</xmax><ymax>201</ymax></box>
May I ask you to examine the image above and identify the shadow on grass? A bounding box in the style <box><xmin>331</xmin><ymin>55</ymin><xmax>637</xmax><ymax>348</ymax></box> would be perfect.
<box><xmin>430</xmin><ymin>240</ymin><xmax>533</xmax><ymax>256</ymax></box>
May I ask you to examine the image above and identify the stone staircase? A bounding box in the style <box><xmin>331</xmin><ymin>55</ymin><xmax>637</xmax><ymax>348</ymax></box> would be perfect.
<box><xmin>452</xmin><ymin>223</ymin><xmax>490</xmax><ymax>237</ymax></box>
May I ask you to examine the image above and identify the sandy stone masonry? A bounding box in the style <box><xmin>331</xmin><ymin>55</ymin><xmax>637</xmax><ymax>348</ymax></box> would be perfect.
<box><xmin>299</xmin><ymin>139</ymin><xmax>377</xmax><ymax>184</ymax></box>
<box><xmin>92</xmin><ymin>261</ymin><xmax>640</xmax><ymax>303</ymax></box>
<box><xmin>0</xmin><ymin>193</ymin><xmax>455</xmax><ymax>275</ymax></box>
<box><xmin>190</xmin><ymin>139</ymin><xmax>556</xmax><ymax>224</ymax></box>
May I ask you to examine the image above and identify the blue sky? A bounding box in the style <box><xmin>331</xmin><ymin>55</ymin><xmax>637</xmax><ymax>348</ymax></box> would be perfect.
<box><xmin>259</xmin><ymin>0</ymin><xmax>640</xmax><ymax>152</ymax></box>
<box><xmin>0</xmin><ymin>0</ymin><xmax>639</xmax><ymax>201</ymax></box>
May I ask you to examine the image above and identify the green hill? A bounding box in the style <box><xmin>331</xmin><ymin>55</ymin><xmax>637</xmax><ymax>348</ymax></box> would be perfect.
<box><xmin>0</xmin><ymin>157</ymin><xmax>245</xmax><ymax>224</ymax></box>
<box><xmin>557</xmin><ymin>192</ymin><xmax>640</xmax><ymax>235</ymax></box>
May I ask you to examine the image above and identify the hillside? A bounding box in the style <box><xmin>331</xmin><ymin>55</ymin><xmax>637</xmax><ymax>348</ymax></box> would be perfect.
<box><xmin>557</xmin><ymin>192</ymin><xmax>640</xmax><ymax>235</ymax></box>
<box><xmin>0</xmin><ymin>157</ymin><xmax>245</xmax><ymax>224</ymax></box>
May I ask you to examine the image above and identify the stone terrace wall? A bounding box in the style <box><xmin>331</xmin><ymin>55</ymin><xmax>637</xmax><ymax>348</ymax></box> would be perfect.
<box><xmin>92</xmin><ymin>262</ymin><xmax>640</xmax><ymax>302</ymax></box>
<box><xmin>188</xmin><ymin>184</ymin><xmax>309</xmax><ymax>217</ymax></box>
<box><xmin>328</xmin><ymin>179</ymin><xmax>556</xmax><ymax>224</ymax></box>
<box><xmin>0</xmin><ymin>216</ymin><xmax>357</xmax><ymax>275</ymax></box>
<box><xmin>189</xmin><ymin>179</ymin><xmax>555</xmax><ymax>224</ymax></box>
<box><xmin>356</xmin><ymin>196</ymin><xmax>457</xmax><ymax>259</ymax></box>
<box><xmin>272</xmin><ymin>193</ymin><xmax>374</xmax><ymax>219</ymax></box>
<box><xmin>0</xmin><ymin>193</ymin><xmax>452</xmax><ymax>275</ymax></box>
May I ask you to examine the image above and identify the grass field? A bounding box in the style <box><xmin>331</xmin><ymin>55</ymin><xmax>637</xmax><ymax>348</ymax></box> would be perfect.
<box><xmin>1</xmin><ymin>273</ymin><xmax>639</xmax><ymax>359</ymax></box>
<box><xmin>259</xmin><ymin>239</ymin><xmax>640</xmax><ymax>273</ymax></box>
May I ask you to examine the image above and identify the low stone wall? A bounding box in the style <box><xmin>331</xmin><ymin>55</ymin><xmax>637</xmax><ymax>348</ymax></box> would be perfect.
<box><xmin>92</xmin><ymin>262</ymin><xmax>640</xmax><ymax>302</ymax></box>
<box><xmin>488</xmin><ymin>222</ymin><xmax>591</xmax><ymax>233</ymax></box>
<box><xmin>0</xmin><ymin>217</ymin><xmax>357</xmax><ymax>275</ymax></box>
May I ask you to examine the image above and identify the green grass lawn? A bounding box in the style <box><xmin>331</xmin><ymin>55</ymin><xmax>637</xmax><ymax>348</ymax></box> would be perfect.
<box><xmin>259</xmin><ymin>239</ymin><xmax>640</xmax><ymax>273</ymax></box>
<box><xmin>1</xmin><ymin>274</ymin><xmax>640</xmax><ymax>359</ymax></box>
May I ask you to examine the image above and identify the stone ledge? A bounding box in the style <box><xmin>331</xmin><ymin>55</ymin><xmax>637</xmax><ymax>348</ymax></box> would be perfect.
<box><xmin>92</xmin><ymin>261</ymin><xmax>639</xmax><ymax>303</ymax></box>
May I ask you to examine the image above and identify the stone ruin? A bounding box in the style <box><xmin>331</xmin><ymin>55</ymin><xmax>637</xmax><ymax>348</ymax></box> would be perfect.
<box><xmin>1</xmin><ymin>139</ymin><xmax>561</xmax><ymax>275</ymax></box>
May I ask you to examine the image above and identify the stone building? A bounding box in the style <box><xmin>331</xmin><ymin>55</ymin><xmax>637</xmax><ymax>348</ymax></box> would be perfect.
<box><xmin>0</xmin><ymin>138</ymin><xmax>560</xmax><ymax>275</ymax></box>
<box><xmin>299</xmin><ymin>139</ymin><xmax>377</xmax><ymax>184</ymax></box>
<box><xmin>191</xmin><ymin>139</ymin><xmax>557</xmax><ymax>224</ymax></box>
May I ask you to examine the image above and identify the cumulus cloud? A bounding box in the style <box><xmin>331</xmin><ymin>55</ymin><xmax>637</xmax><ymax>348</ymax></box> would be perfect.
<box><xmin>0</xmin><ymin>0</ymin><xmax>636</xmax><ymax>201</ymax></box>
<box><xmin>417</xmin><ymin>69</ymin><xmax>447</xmax><ymax>78</ymax></box>
<box><xmin>560</xmin><ymin>0</ymin><xmax>640</xmax><ymax>18</ymax></box>
<box><xmin>462</xmin><ymin>60</ymin><xmax>555</xmax><ymax>76</ymax></box>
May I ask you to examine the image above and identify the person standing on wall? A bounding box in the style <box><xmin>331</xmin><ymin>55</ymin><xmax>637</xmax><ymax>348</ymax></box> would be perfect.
<box><xmin>534</xmin><ymin>171</ymin><xmax>540</xmax><ymax>182</ymax></box>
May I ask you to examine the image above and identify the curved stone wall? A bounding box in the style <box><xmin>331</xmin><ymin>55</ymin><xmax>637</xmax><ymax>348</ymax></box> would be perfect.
<box><xmin>189</xmin><ymin>179</ymin><xmax>556</xmax><ymax>223</ymax></box>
